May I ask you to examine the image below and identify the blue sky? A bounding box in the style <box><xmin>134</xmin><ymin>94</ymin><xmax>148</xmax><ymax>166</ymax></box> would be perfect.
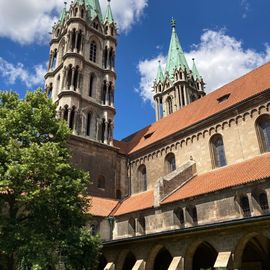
<box><xmin>0</xmin><ymin>0</ymin><xmax>270</xmax><ymax>139</ymax></box>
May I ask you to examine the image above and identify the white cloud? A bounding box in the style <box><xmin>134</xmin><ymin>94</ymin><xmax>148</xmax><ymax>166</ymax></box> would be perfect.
<box><xmin>0</xmin><ymin>58</ymin><xmax>47</xmax><ymax>89</ymax></box>
<box><xmin>137</xmin><ymin>30</ymin><xmax>270</xmax><ymax>104</ymax></box>
<box><xmin>241</xmin><ymin>0</ymin><xmax>250</xmax><ymax>18</ymax></box>
<box><xmin>100</xmin><ymin>0</ymin><xmax>148</xmax><ymax>33</ymax></box>
<box><xmin>0</xmin><ymin>0</ymin><xmax>148</xmax><ymax>44</ymax></box>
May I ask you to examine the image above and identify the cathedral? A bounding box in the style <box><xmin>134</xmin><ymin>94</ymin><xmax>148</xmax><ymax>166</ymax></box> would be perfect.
<box><xmin>45</xmin><ymin>1</ymin><xmax>270</xmax><ymax>269</ymax></box>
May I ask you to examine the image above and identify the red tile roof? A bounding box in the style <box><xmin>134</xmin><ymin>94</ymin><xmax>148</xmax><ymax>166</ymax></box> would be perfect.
<box><xmin>87</xmin><ymin>196</ymin><xmax>119</xmax><ymax>217</ymax></box>
<box><xmin>124</xmin><ymin>62</ymin><xmax>270</xmax><ymax>154</ymax></box>
<box><xmin>114</xmin><ymin>191</ymin><xmax>154</xmax><ymax>216</ymax></box>
<box><xmin>162</xmin><ymin>153</ymin><xmax>270</xmax><ymax>204</ymax></box>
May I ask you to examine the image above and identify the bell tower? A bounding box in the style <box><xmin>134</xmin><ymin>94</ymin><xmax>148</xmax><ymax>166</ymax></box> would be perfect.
<box><xmin>153</xmin><ymin>19</ymin><xmax>205</xmax><ymax>121</ymax></box>
<box><xmin>45</xmin><ymin>0</ymin><xmax>117</xmax><ymax>146</ymax></box>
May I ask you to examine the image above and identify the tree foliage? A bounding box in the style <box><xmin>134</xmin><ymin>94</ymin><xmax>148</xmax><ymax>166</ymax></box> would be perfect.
<box><xmin>0</xmin><ymin>90</ymin><xmax>101</xmax><ymax>270</ymax></box>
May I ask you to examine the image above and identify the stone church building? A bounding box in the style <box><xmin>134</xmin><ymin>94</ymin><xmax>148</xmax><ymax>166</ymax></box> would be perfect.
<box><xmin>45</xmin><ymin>1</ymin><xmax>270</xmax><ymax>269</ymax></box>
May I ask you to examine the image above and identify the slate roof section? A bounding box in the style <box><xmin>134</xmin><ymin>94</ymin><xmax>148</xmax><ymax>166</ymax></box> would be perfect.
<box><xmin>123</xmin><ymin>61</ymin><xmax>270</xmax><ymax>154</ymax></box>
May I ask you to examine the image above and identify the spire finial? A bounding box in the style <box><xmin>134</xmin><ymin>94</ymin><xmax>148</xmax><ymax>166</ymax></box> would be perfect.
<box><xmin>171</xmin><ymin>17</ymin><xmax>176</xmax><ymax>29</ymax></box>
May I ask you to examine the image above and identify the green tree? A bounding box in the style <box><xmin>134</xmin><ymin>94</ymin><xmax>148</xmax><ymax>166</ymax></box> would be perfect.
<box><xmin>0</xmin><ymin>90</ymin><xmax>101</xmax><ymax>270</ymax></box>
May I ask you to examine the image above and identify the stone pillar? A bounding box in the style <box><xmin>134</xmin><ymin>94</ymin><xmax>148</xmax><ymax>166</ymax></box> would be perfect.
<box><xmin>168</xmin><ymin>256</ymin><xmax>184</xmax><ymax>270</ymax></box>
<box><xmin>67</xmin><ymin>108</ymin><xmax>71</xmax><ymax>127</ymax></box>
<box><xmin>48</xmin><ymin>52</ymin><xmax>53</xmax><ymax>71</ymax></box>
<box><xmin>105</xmin><ymin>82</ymin><xmax>109</xmax><ymax>106</ymax></box>
<box><xmin>104</xmin><ymin>121</ymin><xmax>109</xmax><ymax>144</ymax></box>
<box><xmin>132</xmin><ymin>260</ymin><xmax>145</xmax><ymax>270</ymax></box>
<box><xmin>176</xmin><ymin>86</ymin><xmax>180</xmax><ymax>110</ymax></box>
<box><xmin>61</xmin><ymin>69</ymin><xmax>66</xmax><ymax>90</ymax></box>
<box><xmin>80</xmin><ymin>35</ymin><xmax>84</xmax><ymax>54</ymax></box>
<box><xmin>183</xmin><ymin>86</ymin><xmax>188</xmax><ymax>106</ymax></box>
<box><xmin>104</xmin><ymin>263</ymin><xmax>115</xmax><ymax>270</ymax></box>
<box><xmin>111</xmin><ymin>89</ymin><xmax>115</xmax><ymax>107</ymax></box>
<box><xmin>96</xmin><ymin>119</ymin><xmax>100</xmax><ymax>141</ymax></box>
<box><xmin>155</xmin><ymin>99</ymin><xmax>159</xmax><ymax>121</ymax></box>
<box><xmin>68</xmin><ymin>31</ymin><xmax>73</xmax><ymax>52</ymax></box>
<box><xmin>70</xmin><ymin>67</ymin><xmax>75</xmax><ymax>91</ymax></box>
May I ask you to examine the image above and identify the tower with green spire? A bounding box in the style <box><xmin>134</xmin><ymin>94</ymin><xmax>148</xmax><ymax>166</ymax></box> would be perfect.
<box><xmin>45</xmin><ymin>0</ymin><xmax>117</xmax><ymax>146</ymax></box>
<box><xmin>153</xmin><ymin>19</ymin><xmax>205</xmax><ymax>121</ymax></box>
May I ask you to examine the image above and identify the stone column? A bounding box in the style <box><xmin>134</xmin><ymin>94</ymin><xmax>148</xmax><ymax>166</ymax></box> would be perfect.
<box><xmin>61</xmin><ymin>69</ymin><xmax>66</xmax><ymax>90</ymax></box>
<box><xmin>111</xmin><ymin>89</ymin><xmax>115</xmax><ymax>107</ymax></box>
<box><xmin>48</xmin><ymin>52</ymin><xmax>53</xmax><ymax>71</ymax></box>
<box><xmin>105</xmin><ymin>82</ymin><xmax>109</xmax><ymax>106</ymax></box>
<box><xmin>176</xmin><ymin>86</ymin><xmax>180</xmax><ymax>110</ymax></box>
<box><xmin>68</xmin><ymin>31</ymin><xmax>72</xmax><ymax>52</ymax></box>
<box><xmin>168</xmin><ymin>256</ymin><xmax>184</xmax><ymax>270</ymax></box>
<box><xmin>183</xmin><ymin>86</ymin><xmax>188</xmax><ymax>106</ymax></box>
<box><xmin>96</xmin><ymin>119</ymin><xmax>100</xmax><ymax>141</ymax></box>
<box><xmin>155</xmin><ymin>98</ymin><xmax>159</xmax><ymax>121</ymax></box>
<box><xmin>179</xmin><ymin>86</ymin><xmax>183</xmax><ymax>108</ymax></box>
<box><xmin>70</xmin><ymin>67</ymin><xmax>75</xmax><ymax>91</ymax></box>
<box><xmin>104</xmin><ymin>121</ymin><xmax>109</xmax><ymax>144</ymax></box>
<box><xmin>67</xmin><ymin>108</ymin><xmax>71</xmax><ymax>127</ymax></box>
<box><xmin>80</xmin><ymin>35</ymin><xmax>84</xmax><ymax>54</ymax></box>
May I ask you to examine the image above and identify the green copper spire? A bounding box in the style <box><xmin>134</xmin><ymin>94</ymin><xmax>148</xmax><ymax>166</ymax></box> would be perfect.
<box><xmin>156</xmin><ymin>61</ymin><xmax>165</xmax><ymax>83</ymax></box>
<box><xmin>166</xmin><ymin>18</ymin><xmax>189</xmax><ymax>78</ymax></box>
<box><xmin>86</xmin><ymin>0</ymin><xmax>103</xmax><ymax>22</ymax></box>
<box><xmin>104</xmin><ymin>0</ymin><xmax>114</xmax><ymax>24</ymax></box>
<box><xmin>192</xmin><ymin>58</ymin><xmax>200</xmax><ymax>80</ymax></box>
<box><xmin>59</xmin><ymin>2</ymin><xmax>67</xmax><ymax>24</ymax></box>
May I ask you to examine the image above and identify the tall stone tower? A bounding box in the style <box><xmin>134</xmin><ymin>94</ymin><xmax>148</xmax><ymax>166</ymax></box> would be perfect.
<box><xmin>153</xmin><ymin>19</ymin><xmax>205</xmax><ymax>121</ymax></box>
<box><xmin>45</xmin><ymin>0</ymin><xmax>117</xmax><ymax>146</ymax></box>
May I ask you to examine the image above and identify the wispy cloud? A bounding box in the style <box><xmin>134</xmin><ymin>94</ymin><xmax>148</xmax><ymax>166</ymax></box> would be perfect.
<box><xmin>0</xmin><ymin>57</ymin><xmax>47</xmax><ymax>89</ymax></box>
<box><xmin>241</xmin><ymin>0</ymin><xmax>250</xmax><ymax>19</ymax></box>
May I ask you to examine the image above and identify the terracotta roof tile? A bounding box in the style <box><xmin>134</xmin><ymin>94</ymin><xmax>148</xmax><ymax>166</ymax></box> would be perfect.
<box><xmin>114</xmin><ymin>190</ymin><xmax>154</xmax><ymax>216</ymax></box>
<box><xmin>162</xmin><ymin>153</ymin><xmax>270</xmax><ymax>204</ymax></box>
<box><xmin>87</xmin><ymin>196</ymin><xmax>119</xmax><ymax>217</ymax></box>
<box><xmin>113</xmin><ymin>139</ymin><xmax>129</xmax><ymax>155</ymax></box>
<box><xmin>124</xmin><ymin>62</ymin><xmax>270</xmax><ymax>154</ymax></box>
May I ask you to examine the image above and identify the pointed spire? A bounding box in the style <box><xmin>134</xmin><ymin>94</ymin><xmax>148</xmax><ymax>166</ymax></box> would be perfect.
<box><xmin>86</xmin><ymin>0</ymin><xmax>103</xmax><ymax>22</ymax></box>
<box><xmin>192</xmin><ymin>58</ymin><xmax>200</xmax><ymax>80</ymax></box>
<box><xmin>166</xmin><ymin>18</ymin><xmax>189</xmax><ymax>78</ymax></box>
<box><xmin>156</xmin><ymin>61</ymin><xmax>165</xmax><ymax>83</ymax></box>
<box><xmin>104</xmin><ymin>0</ymin><xmax>114</xmax><ymax>24</ymax></box>
<box><xmin>59</xmin><ymin>2</ymin><xmax>67</xmax><ymax>24</ymax></box>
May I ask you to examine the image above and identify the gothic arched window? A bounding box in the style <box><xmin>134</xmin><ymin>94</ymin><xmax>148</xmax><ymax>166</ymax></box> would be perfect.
<box><xmin>137</xmin><ymin>165</ymin><xmax>147</xmax><ymax>192</ymax></box>
<box><xmin>210</xmin><ymin>134</ymin><xmax>227</xmax><ymax>168</ymax></box>
<box><xmin>256</xmin><ymin>115</ymin><xmax>270</xmax><ymax>153</ymax></box>
<box><xmin>240</xmin><ymin>195</ymin><xmax>251</xmax><ymax>217</ymax></box>
<box><xmin>73</xmin><ymin>66</ymin><xmax>80</xmax><ymax>90</ymax></box>
<box><xmin>97</xmin><ymin>175</ymin><xmax>105</xmax><ymax>189</ymax></box>
<box><xmin>89</xmin><ymin>74</ymin><xmax>95</xmax><ymax>97</ymax></box>
<box><xmin>69</xmin><ymin>107</ymin><xmax>75</xmax><ymax>129</ymax></box>
<box><xmin>167</xmin><ymin>96</ymin><xmax>173</xmax><ymax>114</ymax></box>
<box><xmin>63</xmin><ymin>106</ymin><xmax>68</xmax><ymax>121</ymax></box>
<box><xmin>90</xmin><ymin>41</ymin><xmax>97</xmax><ymax>62</ymax></box>
<box><xmin>86</xmin><ymin>112</ymin><xmax>91</xmax><ymax>136</ymax></box>
<box><xmin>165</xmin><ymin>153</ymin><xmax>176</xmax><ymax>174</ymax></box>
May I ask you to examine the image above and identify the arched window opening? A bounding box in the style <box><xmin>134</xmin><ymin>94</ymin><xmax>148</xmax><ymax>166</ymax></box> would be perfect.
<box><xmin>116</xmin><ymin>189</ymin><xmax>122</xmax><ymax>200</ymax></box>
<box><xmin>159</xmin><ymin>98</ymin><xmax>163</xmax><ymax>118</ymax></box>
<box><xmin>167</xmin><ymin>96</ymin><xmax>173</xmax><ymax>114</ymax></box>
<box><xmin>259</xmin><ymin>192</ymin><xmax>269</xmax><ymax>213</ymax></box>
<box><xmin>89</xmin><ymin>74</ymin><xmax>95</xmax><ymax>97</ymax></box>
<box><xmin>73</xmin><ymin>66</ymin><xmax>80</xmax><ymax>91</ymax></box>
<box><xmin>105</xmin><ymin>26</ymin><xmax>108</xmax><ymax>35</ymax></box>
<box><xmin>81</xmin><ymin>9</ymin><xmax>84</xmax><ymax>18</ymax></box>
<box><xmin>69</xmin><ymin>107</ymin><xmax>75</xmax><ymax>129</ymax></box>
<box><xmin>108</xmin><ymin>82</ymin><xmax>112</xmax><ymax>105</ymax></box>
<box><xmin>90</xmin><ymin>224</ymin><xmax>97</xmax><ymax>235</ymax></box>
<box><xmin>102</xmin><ymin>81</ymin><xmax>107</xmax><ymax>104</ymax></box>
<box><xmin>67</xmin><ymin>65</ymin><xmax>72</xmax><ymax>90</ymax></box>
<box><xmin>93</xmin><ymin>22</ymin><xmax>99</xmax><ymax>30</ymax></box>
<box><xmin>51</xmin><ymin>49</ymin><xmax>57</xmax><ymax>70</ymax></box>
<box><xmin>180</xmin><ymin>86</ymin><xmax>185</xmax><ymax>106</ymax></box>
<box><xmin>137</xmin><ymin>165</ymin><xmax>147</xmax><ymax>192</ymax></box>
<box><xmin>210</xmin><ymin>134</ymin><xmax>227</xmax><ymax>168</ymax></box>
<box><xmin>187</xmin><ymin>206</ymin><xmax>198</xmax><ymax>224</ymax></box>
<box><xmin>240</xmin><ymin>235</ymin><xmax>270</xmax><ymax>269</ymax></box>
<box><xmin>90</xmin><ymin>41</ymin><xmax>97</xmax><ymax>62</ymax></box>
<box><xmin>154</xmin><ymin>248</ymin><xmax>172</xmax><ymax>270</ymax></box>
<box><xmin>47</xmin><ymin>83</ymin><xmax>53</xmax><ymax>98</ymax></box>
<box><xmin>123</xmin><ymin>252</ymin><xmax>136</xmax><ymax>270</ymax></box>
<box><xmin>174</xmin><ymin>207</ymin><xmax>184</xmax><ymax>226</ymax></box>
<box><xmin>101</xmin><ymin>119</ymin><xmax>106</xmax><ymax>143</ymax></box>
<box><xmin>56</xmin><ymin>29</ymin><xmax>60</xmax><ymax>37</ymax></box>
<box><xmin>109</xmin><ymin>48</ymin><xmax>113</xmax><ymax>69</ymax></box>
<box><xmin>76</xmin><ymin>30</ymin><xmax>82</xmax><ymax>52</ymax></box>
<box><xmin>56</xmin><ymin>75</ymin><xmax>61</xmax><ymax>92</ymax></box>
<box><xmin>104</xmin><ymin>47</ymin><xmax>108</xmax><ymax>69</ymax></box>
<box><xmin>128</xmin><ymin>218</ymin><xmax>135</xmax><ymax>237</ymax></box>
<box><xmin>71</xmin><ymin>29</ymin><xmax>76</xmax><ymax>51</ymax></box>
<box><xmin>165</xmin><ymin>153</ymin><xmax>176</xmax><ymax>174</ymax></box>
<box><xmin>63</xmin><ymin>106</ymin><xmax>68</xmax><ymax>121</ymax></box>
<box><xmin>180</xmin><ymin>72</ymin><xmax>183</xmax><ymax>80</ymax></box>
<box><xmin>97</xmin><ymin>175</ymin><xmax>105</xmax><ymax>189</ymax></box>
<box><xmin>137</xmin><ymin>217</ymin><xmax>146</xmax><ymax>235</ymax></box>
<box><xmin>86</xmin><ymin>113</ymin><xmax>91</xmax><ymax>137</ymax></box>
<box><xmin>192</xmin><ymin>242</ymin><xmax>218</xmax><ymax>270</ymax></box>
<box><xmin>256</xmin><ymin>115</ymin><xmax>270</xmax><ymax>153</ymax></box>
<box><xmin>74</xmin><ymin>8</ymin><xmax>78</xmax><ymax>17</ymax></box>
<box><xmin>240</xmin><ymin>195</ymin><xmax>251</xmax><ymax>217</ymax></box>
